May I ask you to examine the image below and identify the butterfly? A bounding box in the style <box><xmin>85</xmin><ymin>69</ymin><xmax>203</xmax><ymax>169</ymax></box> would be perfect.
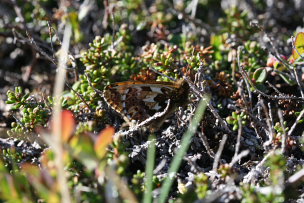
<box><xmin>103</xmin><ymin>79</ymin><xmax>189</xmax><ymax>132</ymax></box>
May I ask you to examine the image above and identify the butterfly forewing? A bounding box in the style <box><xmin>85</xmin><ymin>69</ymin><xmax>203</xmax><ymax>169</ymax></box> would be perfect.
<box><xmin>103</xmin><ymin>79</ymin><xmax>189</xmax><ymax>129</ymax></box>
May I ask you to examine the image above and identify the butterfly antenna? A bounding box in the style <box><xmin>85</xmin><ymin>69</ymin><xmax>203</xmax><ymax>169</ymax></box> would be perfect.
<box><xmin>148</xmin><ymin>67</ymin><xmax>177</xmax><ymax>82</ymax></box>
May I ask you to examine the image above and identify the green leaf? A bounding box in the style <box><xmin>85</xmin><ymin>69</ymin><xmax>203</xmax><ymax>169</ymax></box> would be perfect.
<box><xmin>211</xmin><ymin>35</ymin><xmax>223</xmax><ymax>60</ymax></box>
<box><xmin>6</xmin><ymin>100</ymin><xmax>16</xmax><ymax>104</ymax></box>
<box><xmin>12</xmin><ymin>103</ymin><xmax>22</xmax><ymax>110</ymax></box>
<box><xmin>70</xmin><ymin>134</ymin><xmax>98</xmax><ymax>170</ymax></box>
<box><xmin>253</xmin><ymin>68</ymin><xmax>267</xmax><ymax>83</ymax></box>
<box><xmin>21</xmin><ymin>93</ymin><xmax>30</xmax><ymax>102</ymax></box>
<box><xmin>278</xmin><ymin>72</ymin><xmax>296</xmax><ymax>85</ymax></box>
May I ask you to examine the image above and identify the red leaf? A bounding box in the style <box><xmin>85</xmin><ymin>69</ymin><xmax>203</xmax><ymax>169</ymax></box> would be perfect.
<box><xmin>49</xmin><ymin>110</ymin><xmax>75</xmax><ymax>142</ymax></box>
<box><xmin>94</xmin><ymin>127</ymin><xmax>115</xmax><ymax>158</ymax></box>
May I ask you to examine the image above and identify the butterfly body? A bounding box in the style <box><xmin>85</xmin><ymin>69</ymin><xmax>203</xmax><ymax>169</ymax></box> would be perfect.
<box><xmin>103</xmin><ymin>79</ymin><xmax>189</xmax><ymax>131</ymax></box>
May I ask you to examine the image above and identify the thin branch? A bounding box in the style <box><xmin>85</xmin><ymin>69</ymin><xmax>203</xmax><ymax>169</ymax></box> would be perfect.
<box><xmin>286</xmin><ymin>168</ymin><xmax>304</xmax><ymax>185</ymax></box>
<box><xmin>237</xmin><ymin>81</ymin><xmax>264</xmax><ymax>140</ymax></box>
<box><xmin>198</xmin><ymin>131</ymin><xmax>215</xmax><ymax>158</ymax></box>
<box><xmin>266</xmin><ymin>81</ymin><xmax>283</xmax><ymax>95</ymax></box>
<box><xmin>288</xmin><ymin>109</ymin><xmax>304</xmax><ymax>136</ymax></box>
<box><xmin>12</xmin><ymin>29</ymin><xmax>57</xmax><ymax>65</ymax></box>
<box><xmin>238</xmin><ymin>46</ymin><xmax>252</xmax><ymax>104</ymax></box>
<box><xmin>278</xmin><ymin>109</ymin><xmax>287</xmax><ymax>154</ymax></box>
<box><xmin>267</xmin><ymin>102</ymin><xmax>274</xmax><ymax>130</ymax></box>
<box><xmin>84</xmin><ymin>72</ymin><xmax>104</xmax><ymax>96</ymax></box>
<box><xmin>260</xmin><ymin>99</ymin><xmax>274</xmax><ymax>146</ymax></box>
<box><xmin>9</xmin><ymin>0</ymin><xmax>57</xmax><ymax>67</ymax></box>
<box><xmin>149</xmin><ymin>67</ymin><xmax>177</xmax><ymax>82</ymax></box>
<box><xmin>233</xmin><ymin>118</ymin><xmax>242</xmax><ymax>161</ymax></box>
<box><xmin>240</xmin><ymin>65</ymin><xmax>304</xmax><ymax>102</ymax></box>
<box><xmin>243</xmin><ymin>150</ymin><xmax>274</xmax><ymax>184</ymax></box>
<box><xmin>65</xmin><ymin>82</ymin><xmax>92</xmax><ymax>111</ymax></box>
<box><xmin>189</xmin><ymin>0</ymin><xmax>198</xmax><ymax>18</ymax></box>
<box><xmin>47</xmin><ymin>21</ymin><xmax>56</xmax><ymax>59</ymax></box>
<box><xmin>212</xmin><ymin>134</ymin><xmax>228</xmax><ymax>172</ymax></box>
<box><xmin>229</xmin><ymin>150</ymin><xmax>249</xmax><ymax>167</ymax></box>
<box><xmin>184</xmin><ymin>76</ymin><xmax>233</xmax><ymax>134</ymax></box>
<box><xmin>10</xmin><ymin>0</ymin><xmax>26</xmax><ymax>29</ymax></box>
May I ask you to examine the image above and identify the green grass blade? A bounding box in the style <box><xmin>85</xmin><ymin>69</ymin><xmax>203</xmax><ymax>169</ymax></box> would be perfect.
<box><xmin>143</xmin><ymin>135</ymin><xmax>156</xmax><ymax>203</ymax></box>
<box><xmin>158</xmin><ymin>95</ymin><xmax>210</xmax><ymax>203</ymax></box>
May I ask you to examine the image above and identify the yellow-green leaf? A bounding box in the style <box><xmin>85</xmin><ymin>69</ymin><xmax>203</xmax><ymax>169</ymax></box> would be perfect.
<box><xmin>292</xmin><ymin>32</ymin><xmax>304</xmax><ymax>60</ymax></box>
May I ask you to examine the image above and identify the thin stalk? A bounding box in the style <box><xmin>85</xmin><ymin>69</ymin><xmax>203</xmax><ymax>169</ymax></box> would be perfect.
<box><xmin>52</xmin><ymin>23</ymin><xmax>72</xmax><ymax>203</ymax></box>
<box><xmin>158</xmin><ymin>95</ymin><xmax>210</xmax><ymax>203</ymax></box>
<box><xmin>143</xmin><ymin>136</ymin><xmax>156</xmax><ymax>203</ymax></box>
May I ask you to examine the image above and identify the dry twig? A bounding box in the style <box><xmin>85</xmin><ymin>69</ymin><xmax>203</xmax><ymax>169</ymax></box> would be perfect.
<box><xmin>212</xmin><ymin>134</ymin><xmax>228</xmax><ymax>172</ymax></box>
